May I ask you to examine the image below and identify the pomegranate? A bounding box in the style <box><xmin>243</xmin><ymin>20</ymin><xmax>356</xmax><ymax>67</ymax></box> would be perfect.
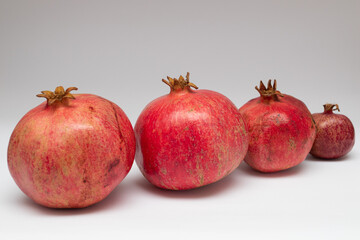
<box><xmin>8</xmin><ymin>86</ymin><xmax>135</xmax><ymax>208</ymax></box>
<box><xmin>310</xmin><ymin>104</ymin><xmax>355</xmax><ymax>159</ymax></box>
<box><xmin>135</xmin><ymin>73</ymin><xmax>248</xmax><ymax>190</ymax></box>
<box><xmin>239</xmin><ymin>80</ymin><xmax>316</xmax><ymax>173</ymax></box>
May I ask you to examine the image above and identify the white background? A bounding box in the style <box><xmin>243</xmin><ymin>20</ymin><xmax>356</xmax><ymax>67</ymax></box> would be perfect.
<box><xmin>0</xmin><ymin>1</ymin><xmax>359</xmax><ymax>239</ymax></box>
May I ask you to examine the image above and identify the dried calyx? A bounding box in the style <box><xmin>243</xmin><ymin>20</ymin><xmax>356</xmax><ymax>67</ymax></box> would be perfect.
<box><xmin>323</xmin><ymin>103</ymin><xmax>340</xmax><ymax>113</ymax></box>
<box><xmin>162</xmin><ymin>72</ymin><xmax>198</xmax><ymax>91</ymax></box>
<box><xmin>255</xmin><ymin>80</ymin><xmax>284</xmax><ymax>99</ymax></box>
<box><xmin>37</xmin><ymin>86</ymin><xmax>78</xmax><ymax>105</ymax></box>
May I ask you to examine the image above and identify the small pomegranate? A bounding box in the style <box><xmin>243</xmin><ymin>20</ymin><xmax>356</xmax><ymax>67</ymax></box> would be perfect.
<box><xmin>310</xmin><ymin>104</ymin><xmax>355</xmax><ymax>159</ymax></box>
<box><xmin>239</xmin><ymin>80</ymin><xmax>316</xmax><ymax>173</ymax></box>
<box><xmin>8</xmin><ymin>86</ymin><xmax>135</xmax><ymax>208</ymax></box>
<box><xmin>135</xmin><ymin>73</ymin><xmax>248</xmax><ymax>190</ymax></box>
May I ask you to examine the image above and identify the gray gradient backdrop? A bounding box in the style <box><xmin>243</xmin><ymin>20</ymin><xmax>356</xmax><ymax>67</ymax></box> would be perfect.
<box><xmin>0</xmin><ymin>1</ymin><xmax>359</xmax><ymax>240</ymax></box>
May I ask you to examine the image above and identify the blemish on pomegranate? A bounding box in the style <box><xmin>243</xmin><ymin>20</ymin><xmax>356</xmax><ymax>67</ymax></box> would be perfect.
<box><xmin>108</xmin><ymin>158</ymin><xmax>120</xmax><ymax>172</ymax></box>
<box><xmin>110</xmin><ymin>102</ymin><xmax>124</xmax><ymax>142</ymax></box>
<box><xmin>275</xmin><ymin>114</ymin><xmax>281</xmax><ymax>125</ymax></box>
<box><xmin>217</xmin><ymin>166</ymin><xmax>222</xmax><ymax>176</ymax></box>
<box><xmin>289</xmin><ymin>138</ymin><xmax>296</xmax><ymax>150</ymax></box>
<box><xmin>199</xmin><ymin>173</ymin><xmax>204</xmax><ymax>185</ymax></box>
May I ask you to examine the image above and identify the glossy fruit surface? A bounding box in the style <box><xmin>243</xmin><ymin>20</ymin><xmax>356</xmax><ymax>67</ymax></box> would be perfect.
<box><xmin>135</xmin><ymin>73</ymin><xmax>248</xmax><ymax>190</ymax></box>
<box><xmin>8</xmin><ymin>87</ymin><xmax>135</xmax><ymax>208</ymax></box>
<box><xmin>310</xmin><ymin>104</ymin><xmax>355</xmax><ymax>159</ymax></box>
<box><xmin>239</xmin><ymin>80</ymin><xmax>316</xmax><ymax>172</ymax></box>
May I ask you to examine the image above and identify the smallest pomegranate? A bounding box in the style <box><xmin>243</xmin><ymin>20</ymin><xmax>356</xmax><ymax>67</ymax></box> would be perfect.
<box><xmin>310</xmin><ymin>104</ymin><xmax>355</xmax><ymax>159</ymax></box>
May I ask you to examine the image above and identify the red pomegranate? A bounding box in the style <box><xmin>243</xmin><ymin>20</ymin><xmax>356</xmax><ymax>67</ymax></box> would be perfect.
<box><xmin>239</xmin><ymin>80</ymin><xmax>316</xmax><ymax>172</ymax></box>
<box><xmin>135</xmin><ymin>73</ymin><xmax>248</xmax><ymax>190</ymax></box>
<box><xmin>8</xmin><ymin>86</ymin><xmax>135</xmax><ymax>208</ymax></box>
<box><xmin>310</xmin><ymin>104</ymin><xmax>355</xmax><ymax>159</ymax></box>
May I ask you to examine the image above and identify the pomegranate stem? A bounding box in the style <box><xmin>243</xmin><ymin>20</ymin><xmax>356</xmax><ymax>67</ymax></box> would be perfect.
<box><xmin>323</xmin><ymin>104</ymin><xmax>340</xmax><ymax>113</ymax></box>
<box><xmin>162</xmin><ymin>72</ymin><xmax>198</xmax><ymax>91</ymax></box>
<box><xmin>36</xmin><ymin>86</ymin><xmax>78</xmax><ymax>105</ymax></box>
<box><xmin>255</xmin><ymin>79</ymin><xmax>284</xmax><ymax>99</ymax></box>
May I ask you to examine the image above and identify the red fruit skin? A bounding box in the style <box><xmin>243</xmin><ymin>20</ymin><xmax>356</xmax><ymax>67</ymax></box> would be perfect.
<box><xmin>8</xmin><ymin>94</ymin><xmax>135</xmax><ymax>208</ymax></box>
<box><xmin>239</xmin><ymin>94</ymin><xmax>316</xmax><ymax>173</ymax></box>
<box><xmin>310</xmin><ymin>111</ymin><xmax>355</xmax><ymax>159</ymax></box>
<box><xmin>135</xmin><ymin>89</ymin><xmax>248</xmax><ymax>190</ymax></box>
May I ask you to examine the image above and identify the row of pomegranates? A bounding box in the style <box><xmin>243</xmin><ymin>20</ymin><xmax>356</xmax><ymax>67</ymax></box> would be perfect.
<box><xmin>7</xmin><ymin>73</ymin><xmax>355</xmax><ymax>208</ymax></box>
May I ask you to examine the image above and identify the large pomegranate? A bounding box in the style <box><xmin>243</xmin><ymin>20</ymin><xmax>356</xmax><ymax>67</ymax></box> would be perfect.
<box><xmin>310</xmin><ymin>104</ymin><xmax>355</xmax><ymax>159</ymax></box>
<box><xmin>135</xmin><ymin>73</ymin><xmax>248</xmax><ymax>190</ymax></box>
<box><xmin>8</xmin><ymin>86</ymin><xmax>135</xmax><ymax>208</ymax></box>
<box><xmin>239</xmin><ymin>80</ymin><xmax>316</xmax><ymax>173</ymax></box>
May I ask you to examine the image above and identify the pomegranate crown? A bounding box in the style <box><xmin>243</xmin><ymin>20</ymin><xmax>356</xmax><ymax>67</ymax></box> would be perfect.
<box><xmin>37</xmin><ymin>86</ymin><xmax>78</xmax><ymax>105</ymax></box>
<box><xmin>255</xmin><ymin>80</ymin><xmax>284</xmax><ymax>98</ymax></box>
<box><xmin>323</xmin><ymin>103</ymin><xmax>340</xmax><ymax>113</ymax></box>
<box><xmin>162</xmin><ymin>72</ymin><xmax>198</xmax><ymax>91</ymax></box>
